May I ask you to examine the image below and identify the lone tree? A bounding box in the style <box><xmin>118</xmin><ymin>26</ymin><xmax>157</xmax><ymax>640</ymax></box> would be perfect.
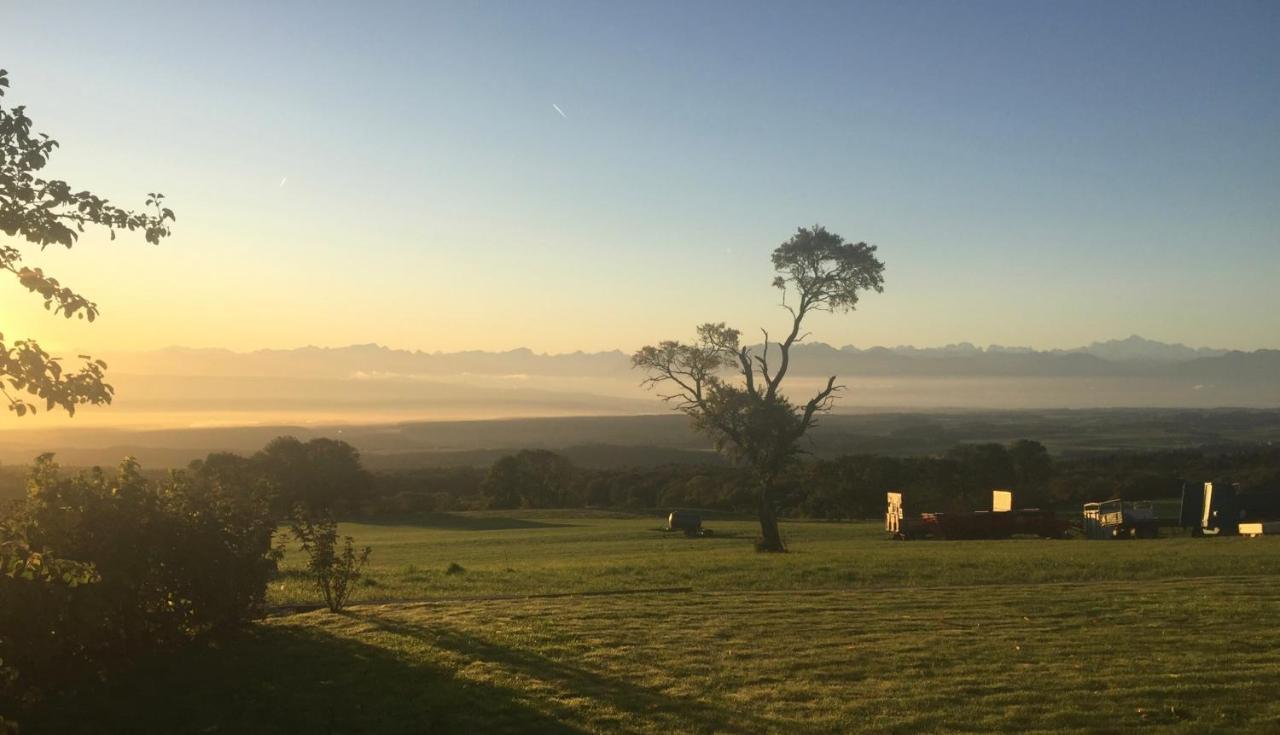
<box><xmin>0</xmin><ymin>68</ymin><xmax>174</xmax><ymax>417</ymax></box>
<box><xmin>633</xmin><ymin>225</ymin><xmax>885</xmax><ymax>552</ymax></box>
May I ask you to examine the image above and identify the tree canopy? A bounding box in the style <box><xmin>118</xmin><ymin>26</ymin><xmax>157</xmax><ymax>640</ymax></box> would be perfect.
<box><xmin>482</xmin><ymin>449</ymin><xmax>577</xmax><ymax>509</ymax></box>
<box><xmin>0</xmin><ymin>68</ymin><xmax>174</xmax><ymax>417</ymax></box>
<box><xmin>251</xmin><ymin>436</ymin><xmax>372</xmax><ymax>515</ymax></box>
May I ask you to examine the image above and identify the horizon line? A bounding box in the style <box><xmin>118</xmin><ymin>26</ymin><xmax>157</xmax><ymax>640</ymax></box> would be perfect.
<box><xmin>90</xmin><ymin>334</ymin><xmax>1278</xmax><ymax>358</ymax></box>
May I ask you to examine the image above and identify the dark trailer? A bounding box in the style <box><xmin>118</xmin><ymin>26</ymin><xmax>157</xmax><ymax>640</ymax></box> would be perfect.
<box><xmin>667</xmin><ymin>510</ymin><xmax>707</xmax><ymax>537</ymax></box>
<box><xmin>1181</xmin><ymin>480</ymin><xmax>1280</xmax><ymax>537</ymax></box>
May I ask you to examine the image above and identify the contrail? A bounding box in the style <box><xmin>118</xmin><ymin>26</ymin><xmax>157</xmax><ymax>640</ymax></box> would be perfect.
<box><xmin>552</xmin><ymin>103</ymin><xmax>567</xmax><ymax>118</ymax></box>
<box><xmin>279</xmin><ymin>177</ymin><xmax>288</xmax><ymax>187</ymax></box>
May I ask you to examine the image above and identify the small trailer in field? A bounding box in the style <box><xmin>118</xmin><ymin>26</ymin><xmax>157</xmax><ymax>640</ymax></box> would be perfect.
<box><xmin>887</xmin><ymin>490</ymin><xmax>1069</xmax><ymax>540</ymax></box>
<box><xmin>1082</xmin><ymin>499</ymin><xmax>1161</xmax><ymax>539</ymax></box>
<box><xmin>667</xmin><ymin>510</ymin><xmax>709</xmax><ymax>537</ymax></box>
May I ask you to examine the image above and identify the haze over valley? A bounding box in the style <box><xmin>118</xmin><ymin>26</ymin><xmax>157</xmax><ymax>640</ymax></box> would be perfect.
<box><xmin>3</xmin><ymin>334</ymin><xmax>1272</xmax><ymax>432</ymax></box>
<box><xmin>4</xmin><ymin>335</ymin><xmax>1278</xmax><ymax>469</ymax></box>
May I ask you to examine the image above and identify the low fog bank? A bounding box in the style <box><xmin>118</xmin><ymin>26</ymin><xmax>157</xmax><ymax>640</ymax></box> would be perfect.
<box><xmin>1</xmin><ymin>338</ymin><xmax>1275</xmax><ymax>435</ymax></box>
<box><xmin>3</xmin><ymin>408</ymin><xmax>1279</xmax><ymax>471</ymax></box>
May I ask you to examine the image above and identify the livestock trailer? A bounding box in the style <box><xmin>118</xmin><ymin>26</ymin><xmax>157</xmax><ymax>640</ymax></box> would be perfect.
<box><xmin>1081</xmin><ymin>499</ymin><xmax>1160</xmax><ymax>539</ymax></box>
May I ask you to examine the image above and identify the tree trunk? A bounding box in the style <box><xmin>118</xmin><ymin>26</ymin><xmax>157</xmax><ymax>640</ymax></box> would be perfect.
<box><xmin>756</xmin><ymin>481</ymin><xmax>786</xmax><ymax>552</ymax></box>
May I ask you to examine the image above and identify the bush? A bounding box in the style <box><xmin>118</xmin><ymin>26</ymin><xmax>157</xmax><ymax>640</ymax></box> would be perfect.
<box><xmin>290</xmin><ymin>507</ymin><xmax>371</xmax><ymax>612</ymax></box>
<box><xmin>0</xmin><ymin>455</ymin><xmax>279</xmax><ymax>712</ymax></box>
<box><xmin>1</xmin><ymin>521</ymin><xmax>99</xmax><ymax>718</ymax></box>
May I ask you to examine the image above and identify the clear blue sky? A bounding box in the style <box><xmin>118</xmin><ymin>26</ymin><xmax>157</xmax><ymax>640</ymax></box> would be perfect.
<box><xmin>4</xmin><ymin>1</ymin><xmax>1278</xmax><ymax>352</ymax></box>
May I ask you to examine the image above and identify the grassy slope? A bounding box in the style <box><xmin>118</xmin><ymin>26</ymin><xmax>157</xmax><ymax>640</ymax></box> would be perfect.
<box><xmin>32</xmin><ymin>512</ymin><xmax>1280</xmax><ymax>734</ymax></box>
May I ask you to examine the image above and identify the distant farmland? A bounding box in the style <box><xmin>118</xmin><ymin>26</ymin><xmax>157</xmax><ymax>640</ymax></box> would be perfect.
<box><xmin>3</xmin><ymin>407</ymin><xmax>1280</xmax><ymax>469</ymax></box>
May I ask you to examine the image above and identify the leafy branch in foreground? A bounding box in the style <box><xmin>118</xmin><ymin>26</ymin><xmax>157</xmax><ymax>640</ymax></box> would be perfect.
<box><xmin>0</xmin><ymin>68</ymin><xmax>175</xmax><ymax>417</ymax></box>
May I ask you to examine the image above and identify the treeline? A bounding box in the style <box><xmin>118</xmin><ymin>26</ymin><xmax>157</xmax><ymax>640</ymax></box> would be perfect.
<box><xmin>6</xmin><ymin>438</ymin><xmax>1278</xmax><ymax>524</ymax></box>
<box><xmin>358</xmin><ymin>441</ymin><xmax>1280</xmax><ymax>519</ymax></box>
<box><xmin>171</xmin><ymin>438</ymin><xmax>1278</xmax><ymax>519</ymax></box>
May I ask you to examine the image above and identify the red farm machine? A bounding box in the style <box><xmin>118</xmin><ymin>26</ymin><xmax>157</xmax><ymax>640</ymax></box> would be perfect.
<box><xmin>886</xmin><ymin>490</ymin><xmax>1070</xmax><ymax>540</ymax></box>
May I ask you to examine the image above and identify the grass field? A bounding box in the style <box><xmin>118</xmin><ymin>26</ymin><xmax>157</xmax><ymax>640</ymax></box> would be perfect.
<box><xmin>267</xmin><ymin>512</ymin><xmax>1279</xmax><ymax>606</ymax></box>
<box><xmin>31</xmin><ymin>511</ymin><xmax>1280</xmax><ymax>734</ymax></box>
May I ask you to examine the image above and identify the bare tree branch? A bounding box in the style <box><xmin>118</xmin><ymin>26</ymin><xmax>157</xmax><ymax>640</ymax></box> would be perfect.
<box><xmin>753</xmin><ymin>328</ymin><xmax>773</xmax><ymax>389</ymax></box>
<box><xmin>799</xmin><ymin>375</ymin><xmax>843</xmax><ymax>434</ymax></box>
<box><xmin>737</xmin><ymin>345</ymin><xmax>756</xmax><ymax>398</ymax></box>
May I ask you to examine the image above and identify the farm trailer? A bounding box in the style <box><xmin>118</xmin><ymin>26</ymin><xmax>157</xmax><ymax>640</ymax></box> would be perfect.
<box><xmin>666</xmin><ymin>510</ymin><xmax>713</xmax><ymax>537</ymax></box>
<box><xmin>1081</xmin><ymin>499</ymin><xmax>1161</xmax><ymax>539</ymax></box>
<box><xmin>886</xmin><ymin>490</ymin><xmax>1070</xmax><ymax>540</ymax></box>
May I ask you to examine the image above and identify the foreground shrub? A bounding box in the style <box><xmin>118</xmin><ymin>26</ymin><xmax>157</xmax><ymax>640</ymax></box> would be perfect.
<box><xmin>0</xmin><ymin>455</ymin><xmax>279</xmax><ymax>712</ymax></box>
<box><xmin>0</xmin><ymin>522</ymin><xmax>99</xmax><ymax>721</ymax></box>
<box><xmin>290</xmin><ymin>506</ymin><xmax>371</xmax><ymax>612</ymax></box>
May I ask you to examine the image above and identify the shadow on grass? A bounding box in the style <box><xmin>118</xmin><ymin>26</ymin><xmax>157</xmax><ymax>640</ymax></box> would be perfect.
<box><xmin>23</xmin><ymin>623</ymin><xmax>585</xmax><ymax>735</ymax></box>
<box><xmin>355</xmin><ymin>513</ymin><xmax>573</xmax><ymax>531</ymax></box>
<box><xmin>649</xmin><ymin>528</ymin><xmax>753</xmax><ymax>542</ymax></box>
<box><xmin>358</xmin><ymin>614</ymin><xmax>772</xmax><ymax>734</ymax></box>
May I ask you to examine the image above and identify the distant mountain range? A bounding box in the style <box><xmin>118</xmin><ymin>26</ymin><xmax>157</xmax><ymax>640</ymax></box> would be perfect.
<box><xmin>100</xmin><ymin>335</ymin><xmax>1273</xmax><ymax>381</ymax></box>
<box><xmin>878</xmin><ymin>335</ymin><xmax>1230</xmax><ymax>362</ymax></box>
<box><xmin>1058</xmin><ymin>335</ymin><xmax>1230</xmax><ymax>362</ymax></box>
<box><xmin>768</xmin><ymin>341</ymin><xmax>1279</xmax><ymax>381</ymax></box>
<box><xmin>1</xmin><ymin>336</ymin><xmax>1272</xmax><ymax>432</ymax></box>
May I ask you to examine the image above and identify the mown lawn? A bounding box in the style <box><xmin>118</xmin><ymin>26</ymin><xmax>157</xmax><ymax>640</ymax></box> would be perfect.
<box><xmin>29</xmin><ymin>512</ymin><xmax>1280</xmax><ymax>734</ymax></box>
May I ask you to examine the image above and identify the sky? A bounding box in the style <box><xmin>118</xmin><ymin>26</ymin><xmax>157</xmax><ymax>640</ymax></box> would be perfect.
<box><xmin>3</xmin><ymin>0</ymin><xmax>1278</xmax><ymax>355</ymax></box>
